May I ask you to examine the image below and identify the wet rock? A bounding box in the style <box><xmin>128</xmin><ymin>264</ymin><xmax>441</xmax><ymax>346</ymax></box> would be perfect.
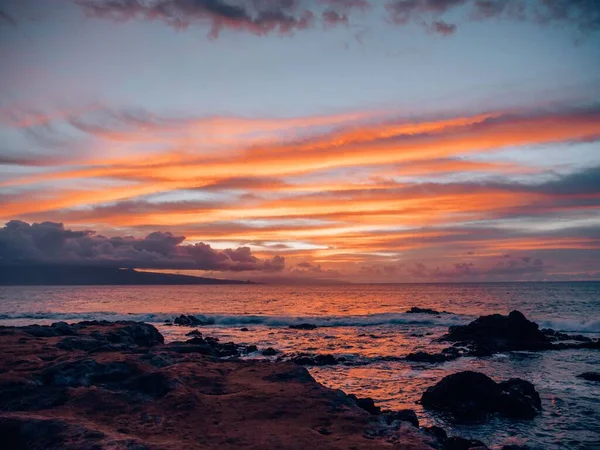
<box><xmin>240</xmin><ymin>327</ymin><xmax>249</xmax><ymax>332</ymax></box>
<box><xmin>42</xmin><ymin>359</ymin><xmax>140</xmax><ymax>388</ymax></box>
<box><xmin>289</xmin><ymin>323</ymin><xmax>318</xmax><ymax>330</ymax></box>
<box><xmin>422</xmin><ymin>425</ymin><xmax>447</xmax><ymax>443</ymax></box>
<box><xmin>173</xmin><ymin>314</ymin><xmax>212</xmax><ymax>326</ymax></box>
<box><xmin>261</xmin><ymin>347</ymin><xmax>278</xmax><ymax>356</ymax></box>
<box><xmin>444</xmin><ymin>436</ymin><xmax>488</xmax><ymax>450</ymax></box>
<box><xmin>291</xmin><ymin>353</ymin><xmax>339</xmax><ymax>366</ymax></box>
<box><xmin>577</xmin><ymin>372</ymin><xmax>600</xmax><ymax>382</ymax></box>
<box><xmin>405</xmin><ymin>351</ymin><xmax>459</xmax><ymax>363</ymax></box>
<box><xmin>185</xmin><ymin>329</ymin><xmax>203</xmax><ymax>337</ymax></box>
<box><xmin>125</xmin><ymin>372</ymin><xmax>172</xmax><ymax>398</ymax></box>
<box><xmin>442</xmin><ymin>310</ymin><xmax>551</xmax><ymax>355</ymax></box>
<box><xmin>421</xmin><ymin>371</ymin><xmax>541</xmax><ymax>422</ymax></box>
<box><xmin>380</xmin><ymin>409</ymin><xmax>419</xmax><ymax>428</ymax></box>
<box><xmin>0</xmin><ymin>380</ymin><xmax>68</xmax><ymax>411</ymax></box>
<box><xmin>20</xmin><ymin>322</ymin><xmax>78</xmax><ymax>338</ymax></box>
<box><xmin>406</xmin><ymin>307</ymin><xmax>446</xmax><ymax>315</ymax></box>
<box><xmin>501</xmin><ymin>446</ymin><xmax>530</xmax><ymax>450</ymax></box>
<box><xmin>497</xmin><ymin>378</ymin><xmax>542</xmax><ymax>419</ymax></box>
<box><xmin>348</xmin><ymin>394</ymin><xmax>380</xmax><ymax>415</ymax></box>
<box><xmin>245</xmin><ymin>345</ymin><xmax>258</xmax><ymax>353</ymax></box>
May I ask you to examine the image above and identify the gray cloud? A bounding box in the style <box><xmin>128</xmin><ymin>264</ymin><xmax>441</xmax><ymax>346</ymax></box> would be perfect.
<box><xmin>386</xmin><ymin>0</ymin><xmax>600</xmax><ymax>36</ymax></box>
<box><xmin>76</xmin><ymin>0</ymin><xmax>316</xmax><ymax>37</ymax></box>
<box><xmin>0</xmin><ymin>220</ymin><xmax>285</xmax><ymax>271</ymax></box>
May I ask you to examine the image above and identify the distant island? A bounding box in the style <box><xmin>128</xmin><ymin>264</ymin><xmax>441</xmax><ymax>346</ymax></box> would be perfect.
<box><xmin>0</xmin><ymin>265</ymin><xmax>254</xmax><ymax>286</ymax></box>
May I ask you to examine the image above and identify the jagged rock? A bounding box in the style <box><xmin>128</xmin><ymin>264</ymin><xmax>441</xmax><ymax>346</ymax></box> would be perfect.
<box><xmin>444</xmin><ymin>436</ymin><xmax>488</xmax><ymax>450</ymax></box>
<box><xmin>497</xmin><ymin>379</ymin><xmax>542</xmax><ymax>419</ymax></box>
<box><xmin>173</xmin><ymin>314</ymin><xmax>212</xmax><ymax>326</ymax></box>
<box><xmin>406</xmin><ymin>307</ymin><xmax>447</xmax><ymax>315</ymax></box>
<box><xmin>348</xmin><ymin>394</ymin><xmax>380</xmax><ymax>415</ymax></box>
<box><xmin>291</xmin><ymin>353</ymin><xmax>339</xmax><ymax>366</ymax></box>
<box><xmin>421</xmin><ymin>371</ymin><xmax>541</xmax><ymax>422</ymax></box>
<box><xmin>289</xmin><ymin>323</ymin><xmax>318</xmax><ymax>330</ymax></box>
<box><xmin>261</xmin><ymin>347</ymin><xmax>278</xmax><ymax>356</ymax></box>
<box><xmin>380</xmin><ymin>409</ymin><xmax>419</xmax><ymax>428</ymax></box>
<box><xmin>577</xmin><ymin>372</ymin><xmax>600</xmax><ymax>382</ymax></box>
<box><xmin>442</xmin><ymin>311</ymin><xmax>551</xmax><ymax>355</ymax></box>
<box><xmin>41</xmin><ymin>359</ymin><xmax>140</xmax><ymax>388</ymax></box>
<box><xmin>185</xmin><ymin>329</ymin><xmax>203</xmax><ymax>337</ymax></box>
<box><xmin>405</xmin><ymin>350</ymin><xmax>459</xmax><ymax>363</ymax></box>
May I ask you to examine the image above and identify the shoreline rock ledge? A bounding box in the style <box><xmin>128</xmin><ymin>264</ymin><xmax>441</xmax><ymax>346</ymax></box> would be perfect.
<box><xmin>1</xmin><ymin>320</ymin><xmax>441</xmax><ymax>449</ymax></box>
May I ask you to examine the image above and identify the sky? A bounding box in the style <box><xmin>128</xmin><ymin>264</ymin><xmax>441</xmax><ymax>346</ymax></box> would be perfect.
<box><xmin>0</xmin><ymin>0</ymin><xmax>599</xmax><ymax>283</ymax></box>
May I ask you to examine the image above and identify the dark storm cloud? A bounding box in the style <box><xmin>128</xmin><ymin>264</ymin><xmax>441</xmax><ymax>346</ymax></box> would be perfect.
<box><xmin>0</xmin><ymin>220</ymin><xmax>285</xmax><ymax>271</ymax></box>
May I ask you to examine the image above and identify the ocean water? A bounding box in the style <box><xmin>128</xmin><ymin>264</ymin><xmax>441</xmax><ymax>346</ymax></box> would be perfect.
<box><xmin>0</xmin><ymin>282</ymin><xmax>599</xmax><ymax>449</ymax></box>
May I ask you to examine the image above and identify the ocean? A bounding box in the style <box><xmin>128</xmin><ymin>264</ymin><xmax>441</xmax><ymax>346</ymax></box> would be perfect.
<box><xmin>1</xmin><ymin>282</ymin><xmax>599</xmax><ymax>449</ymax></box>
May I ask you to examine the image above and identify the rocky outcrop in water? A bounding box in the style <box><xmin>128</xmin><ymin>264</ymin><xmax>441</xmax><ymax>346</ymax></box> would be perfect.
<box><xmin>577</xmin><ymin>372</ymin><xmax>600</xmax><ymax>382</ymax></box>
<box><xmin>406</xmin><ymin>307</ymin><xmax>449</xmax><ymax>315</ymax></box>
<box><xmin>289</xmin><ymin>323</ymin><xmax>318</xmax><ymax>330</ymax></box>
<box><xmin>420</xmin><ymin>371</ymin><xmax>541</xmax><ymax>422</ymax></box>
<box><xmin>442</xmin><ymin>310</ymin><xmax>551</xmax><ymax>355</ymax></box>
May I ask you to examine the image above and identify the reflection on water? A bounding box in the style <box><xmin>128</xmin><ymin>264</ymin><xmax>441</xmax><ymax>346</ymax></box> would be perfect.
<box><xmin>0</xmin><ymin>282</ymin><xmax>599</xmax><ymax>449</ymax></box>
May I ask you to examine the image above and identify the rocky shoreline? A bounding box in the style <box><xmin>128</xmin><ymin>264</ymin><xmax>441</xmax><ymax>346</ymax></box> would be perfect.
<box><xmin>1</xmin><ymin>311</ymin><xmax>596</xmax><ymax>449</ymax></box>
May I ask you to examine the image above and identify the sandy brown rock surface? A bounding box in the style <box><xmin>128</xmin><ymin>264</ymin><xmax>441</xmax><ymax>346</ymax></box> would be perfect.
<box><xmin>0</xmin><ymin>321</ymin><xmax>437</xmax><ymax>450</ymax></box>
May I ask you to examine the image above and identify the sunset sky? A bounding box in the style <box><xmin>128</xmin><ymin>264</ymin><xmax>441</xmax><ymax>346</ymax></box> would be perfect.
<box><xmin>1</xmin><ymin>0</ymin><xmax>599</xmax><ymax>282</ymax></box>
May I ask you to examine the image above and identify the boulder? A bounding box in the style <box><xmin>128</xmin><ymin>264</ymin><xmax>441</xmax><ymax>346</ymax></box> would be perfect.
<box><xmin>497</xmin><ymin>379</ymin><xmax>541</xmax><ymax>419</ymax></box>
<box><xmin>405</xmin><ymin>350</ymin><xmax>459</xmax><ymax>363</ymax></box>
<box><xmin>291</xmin><ymin>353</ymin><xmax>339</xmax><ymax>366</ymax></box>
<box><xmin>421</xmin><ymin>371</ymin><xmax>541</xmax><ymax>422</ymax></box>
<box><xmin>185</xmin><ymin>329</ymin><xmax>203</xmax><ymax>337</ymax></box>
<box><xmin>444</xmin><ymin>437</ymin><xmax>488</xmax><ymax>450</ymax></box>
<box><xmin>442</xmin><ymin>310</ymin><xmax>551</xmax><ymax>355</ymax></box>
<box><xmin>577</xmin><ymin>372</ymin><xmax>600</xmax><ymax>382</ymax></box>
<box><xmin>348</xmin><ymin>394</ymin><xmax>380</xmax><ymax>415</ymax></box>
<box><xmin>261</xmin><ymin>347</ymin><xmax>278</xmax><ymax>356</ymax></box>
<box><xmin>289</xmin><ymin>323</ymin><xmax>317</xmax><ymax>330</ymax></box>
<box><xmin>380</xmin><ymin>409</ymin><xmax>419</xmax><ymax>428</ymax></box>
<box><xmin>406</xmin><ymin>307</ymin><xmax>446</xmax><ymax>315</ymax></box>
<box><xmin>173</xmin><ymin>315</ymin><xmax>211</xmax><ymax>326</ymax></box>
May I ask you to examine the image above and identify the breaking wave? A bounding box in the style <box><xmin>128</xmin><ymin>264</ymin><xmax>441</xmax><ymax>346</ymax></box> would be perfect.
<box><xmin>0</xmin><ymin>311</ymin><xmax>471</xmax><ymax>328</ymax></box>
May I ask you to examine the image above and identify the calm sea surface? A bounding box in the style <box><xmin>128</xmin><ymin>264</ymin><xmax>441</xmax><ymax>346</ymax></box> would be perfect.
<box><xmin>1</xmin><ymin>282</ymin><xmax>599</xmax><ymax>449</ymax></box>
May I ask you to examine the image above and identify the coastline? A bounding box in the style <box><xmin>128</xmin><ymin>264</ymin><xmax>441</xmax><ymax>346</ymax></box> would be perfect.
<box><xmin>0</xmin><ymin>320</ymin><xmax>437</xmax><ymax>449</ymax></box>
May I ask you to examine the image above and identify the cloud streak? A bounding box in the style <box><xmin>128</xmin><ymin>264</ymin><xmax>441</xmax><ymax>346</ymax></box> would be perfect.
<box><xmin>72</xmin><ymin>0</ymin><xmax>600</xmax><ymax>37</ymax></box>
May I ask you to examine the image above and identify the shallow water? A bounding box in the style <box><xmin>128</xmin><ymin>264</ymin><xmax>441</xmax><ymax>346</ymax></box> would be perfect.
<box><xmin>0</xmin><ymin>282</ymin><xmax>599</xmax><ymax>449</ymax></box>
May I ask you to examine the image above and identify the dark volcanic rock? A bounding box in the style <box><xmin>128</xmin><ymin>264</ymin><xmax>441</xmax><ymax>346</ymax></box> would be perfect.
<box><xmin>442</xmin><ymin>310</ymin><xmax>551</xmax><ymax>355</ymax></box>
<box><xmin>497</xmin><ymin>379</ymin><xmax>542</xmax><ymax>419</ymax></box>
<box><xmin>42</xmin><ymin>359</ymin><xmax>140</xmax><ymax>387</ymax></box>
<box><xmin>173</xmin><ymin>314</ymin><xmax>212</xmax><ymax>326</ymax></box>
<box><xmin>56</xmin><ymin>322</ymin><xmax>163</xmax><ymax>352</ymax></box>
<box><xmin>444</xmin><ymin>436</ymin><xmax>488</xmax><ymax>450</ymax></box>
<box><xmin>291</xmin><ymin>353</ymin><xmax>339</xmax><ymax>366</ymax></box>
<box><xmin>262</xmin><ymin>347</ymin><xmax>278</xmax><ymax>356</ymax></box>
<box><xmin>289</xmin><ymin>323</ymin><xmax>318</xmax><ymax>330</ymax></box>
<box><xmin>348</xmin><ymin>394</ymin><xmax>381</xmax><ymax>415</ymax></box>
<box><xmin>405</xmin><ymin>350</ymin><xmax>459</xmax><ymax>364</ymax></box>
<box><xmin>577</xmin><ymin>372</ymin><xmax>600</xmax><ymax>382</ymax></box>
<box><xmin>501</xmin><ymin>445</ymin><xmax>530</xmax><ymax>450</ymax></box>
<box><xmin>185</xmin><ymin>329</ymin><xmax>203</xmax><ymax>337</ymax></box>
<box><xmin>421</xmin><ymin>371</ymin><xmax>541</xmax><ymax>422</ymax></box>
<box><xmin>0</xmin><ymin>320</ymin><xmax>450</xmax><ymax>449</ymax></box>
<box><xmin>380</xmin><ymin>409</ymin><xmax>419</xmax><ymax>428</ymax></box>
<box><xmin>406</xmin><ymin>307</ymin><xmax>446</xmax><ymax>315</ymax></box>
